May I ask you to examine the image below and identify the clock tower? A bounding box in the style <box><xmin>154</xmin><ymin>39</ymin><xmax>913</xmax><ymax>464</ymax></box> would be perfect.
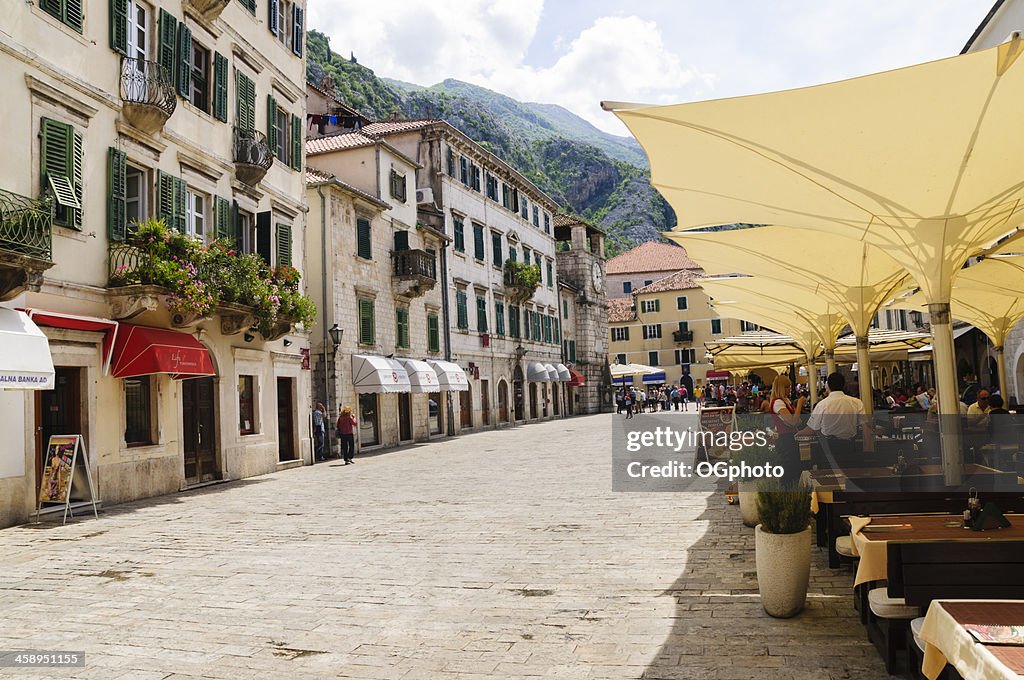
<box><xmin>553</xmin><ymin>215</ymin><xmax>610</xmax><ymax>414</ymax></box>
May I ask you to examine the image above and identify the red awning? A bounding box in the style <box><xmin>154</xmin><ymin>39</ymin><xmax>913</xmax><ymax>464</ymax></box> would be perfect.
<box><xmin>23</xmin><ymin>308</ymin><xmax>119</xmax><ymax>374</ymax></box>
<box><xmin>706</xmin><ymin>370</ymin><xmax>731</xmax><ymax>381</ymax></box>
<box><xmin>110</xmin><ymin>324</ymin><xmax>215</xmax><ymax>379</ymax></box>
<box><xmin>569</xmin><ymin>369</ymin><xmax>586</xmax><ymax>386</ymax></box>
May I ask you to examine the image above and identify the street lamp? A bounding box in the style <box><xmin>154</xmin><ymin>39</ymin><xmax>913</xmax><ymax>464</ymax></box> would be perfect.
<box><xmin>329</xmin><ymin>324</ymin><xmax>343</xmax><ymax>351</ymax></box>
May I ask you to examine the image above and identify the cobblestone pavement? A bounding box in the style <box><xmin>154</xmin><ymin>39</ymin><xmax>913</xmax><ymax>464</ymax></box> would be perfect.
<box><xmin>0</xmin><ymin>413</ymin><xmax>885</xmax><ymax>679</ymax></box>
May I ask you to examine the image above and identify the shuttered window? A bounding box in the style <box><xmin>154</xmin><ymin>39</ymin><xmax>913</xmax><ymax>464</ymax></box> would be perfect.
<box><xmin>157</xmin><ymin>9</ymin><xmax>177</xmax><ymax>83</ymax></box>
<box><xmin>356</xmin><ymin>217</ymin><xmax>371</xmax><ymax>259</ymax></box>
<box><xmin>214</xmin><ymin>197</ymin><xmax>232</xmax><ymax>241</ymax></box>
<box><xmin>238</xmin><ymin>0</ymin><xmax>256</xmax><ymax>13</ymax></box>
<box><xmin>176</xmin><ymin>23</ymin><xmax>192</xmax><ymax>98</ymax></box>
<box><xmin>256</xmin><ymin>211</ymin><xmax>272</xmax><ymax>263</ymax></box>
<box><xmin>396</xmin><ymin>308</ymin><xmax>410</xmax><ymax>349</ymax></box>
<box><xmin>156</xmin><ymin>170</ymin><xmax>187</xmax><ymax>232</ymax></box>
<box><xmin>110</xmin><ymin>0</ymin><xmax>128</xmax><ymax>54</ymax></box>
<box><xmin>266</xmin><ymin>94</ymin><xmax>278</xmax><ymax>157</ymax></box>
<box><xmin>236</xmin><ymin>72</ymin><xmax>256</xmax><ymax>130</ymax></box>
<box><xmin>427</xmin><ymin>313</ymin><xmax>440</xmax><ymax>353</ymax></box>
<box><xmin>212</xmin><ymin>53</ymin><xmax>228</xmax><ymax>122</ymax></box>
<box><xmin>473</xmin><ymin>223</ymin><xmax>484</xmax><ymax>261</ymax></box>
<box><xmin>711</xmin><ymin>319</ymin><xmax>722</xmax><ymax>334</ymax></box>
<box><xmin>41</xmin><ymin>0</ymin><xmax>83</xmax><ymax>32</ymax></box>
<box><xmin>389</xmin><ymin>169</ymin><xmax>407</xmax><ymax>202</ymax></box>
<box><xmin>268</xmin><ymin>0</ymin><xmax>279</xmax><ymax>37</ymax></box>
<box><xmin>533</xmin><ymin>311</ymin><xmax>542</xmax><ymax>341</ymax></box>
<box><xmin>447</xmin><ymin>148</ymin><xmax>455</xmax><ymax>177</ymax></box>
<box><xmin>476</xmin><ymin>296</ymin><xmax>487</xmax><ymax>333</ymax></box>
<box><xmin>107</xmin><ymin>147</ymin><xmax>127</xmax><ymax>241</ymax></box>
<box><xmin>509</xmin><ymin>305</ymin><xmax>520</xmax><ymax>338</ymax></box>
<box><xmin>456</xmin><ymin>291</ymin><xmax>468</xmax><ymax>330</ymax></box>
<box><xmin>452</xmin><ymin>216</ymin><xmax>465</xmax><ymax>253</ymax></box>
<box><xmin>290</xmin><ymin>114</ymin><xmax>302</xmax><ymax>170</ymax></box>
<box><xmin>291</xmin><ymin>4</ymin><xmax>304</xmax><ymax>57</ymax></box>
<box><xmin>569</xmin><ymin>340</ymin><xmax>577</xmax><ymax>363</ymax></box>
<box><xmin>546</xmin><ymin>261</ymin><xmax>553</xmax><ymax>287</ymax></box>
<box><xmin>40</xmin><ymin>118</ymin><xmax>83</xmax><ymax>230</ymax></box>
<box><xmin>358</xmin><ymin>298</ymin><xmax>375</xmax><ymax>345</ymax></box>
<box><xmin>543</xmin><ymin>315</ymin><xmax>552</xmax><ymax>343</ymax></box>
<box><xmin>275</xmin><ymin>223</ymin><xmax>292</xmax><ymax>267</ymax></box>
<box><xmin>495</xmin><ymin>301</ymin><xmax>505</xmax><ymax>336</ymax></box>
<box><xmin>491</xmin><ymin>233</ymin><xmax>501</xmax><ymax>266</ymax></box>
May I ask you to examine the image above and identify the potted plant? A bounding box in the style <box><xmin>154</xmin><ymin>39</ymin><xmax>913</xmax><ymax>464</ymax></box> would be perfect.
<box><xmin>754</xmin><ymin>481</ymin><xmax>812</xmax><ymax>618</ymax></box>
<box><xmin>732</xmin><ymin>440</ymin><xmax>772</xmax><ymax>528</ymax></box>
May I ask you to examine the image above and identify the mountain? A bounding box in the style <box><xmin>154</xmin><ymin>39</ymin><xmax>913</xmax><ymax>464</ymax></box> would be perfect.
<box><xmin>306</xmin><ymin>30</ymin><xmax>675</xmax><ymax>254</ymax></box>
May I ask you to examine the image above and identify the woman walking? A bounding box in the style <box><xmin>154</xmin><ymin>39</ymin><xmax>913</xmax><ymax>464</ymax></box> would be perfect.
<box><xmin>336</xmin><ymin>406</ymin><xmax>358</xmax><ymax>464</ymax></box>
<box><xmin>312</xmin><ymin>402</ymin><xmax>327</xmax><ymax>461</ymax></box>
<box><xmin>768</xmin><ymin>375</ymin><xmax>806</xmax><ymax>485</ymax></box>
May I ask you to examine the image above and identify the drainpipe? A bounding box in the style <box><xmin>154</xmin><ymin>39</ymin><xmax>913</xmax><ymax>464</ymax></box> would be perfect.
<box><xmin>317</xmin><ymin>182</ymin><xmax>330</xmax><ymax>464</ymax></box>
<box><xmin>441</xmin><ymin>244</ymin><xmax>455</xmax><ymax>436</ymax></box>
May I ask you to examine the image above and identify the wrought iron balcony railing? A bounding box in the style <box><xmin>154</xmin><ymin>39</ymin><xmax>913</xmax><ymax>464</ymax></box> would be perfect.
<box><xmin>393</xmin><ymin>249</ymin><xmax>436</xmax><ymax>280</ymax></box>
<box><xmin>108</xmin><ymin>241</ymin><xmax>150</xmax><ymax>285</ymax></box>
<box><xmin>0</xmin><ymin>188</ymin><xmax>52</xmax><ymax>261</ymax></box>
<box><xmin>673</xmin><ymin>329</ymin><xmax>694</xmax><ymax>343</ymax></box>
<box><xmin>120</xmin><ymin>57</ymin><xmax>176</xmax><ymax>119</ymax></box>
<box><xmin>233</xmin><ymin>127</ymin><xmax>273</xmax><ymax>170</ymax></box>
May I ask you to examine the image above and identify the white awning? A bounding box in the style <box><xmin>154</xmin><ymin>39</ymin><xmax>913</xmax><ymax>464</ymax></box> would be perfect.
<box><xmin>527</xmin><ymin>361</ymin><xmax>551</xmax><ymax>382</ymax></box>
<box><xmin>544</xmin><ymin>363</ymin><xmax>559</xmax><ymax>381</ymax></box>
<box><xmin>352</xmin><ymin>354</ymin><xmax>411</xmax><ymax>394</ymax></box>
<box><xmin>0</xmin><ymin>307</ymin><xmax>55</xmax><ymax>390</ymax></box>
<box><xmin>426</xmin><ymin>359</ymin><xmax>469</xmax><ymax>392</ymax></box>
<box><xmin>395</xmin><ymin>358</ymin><xmax>439</xmax><ymax>393</ymax></box>
<box><xmin>554</xmin><ymin>363</ymin><xmax>571</xmax><ymax>382</ymax></box>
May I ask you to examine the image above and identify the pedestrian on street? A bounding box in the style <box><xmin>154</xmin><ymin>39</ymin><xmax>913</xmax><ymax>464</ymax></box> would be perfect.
<box><xmin>336</xmin><ymin>406</ymin><xmax>358</xmax><ymax>464</ymax></box>
<box><xmin>623</xmin><ymin>390</ymin><xmax>634</xmax><ymax>418</ymax></box>
<box><xmin>312</xmin><ymin>402</ymin><xmax>327</xmax><ymax>461</ymax></box>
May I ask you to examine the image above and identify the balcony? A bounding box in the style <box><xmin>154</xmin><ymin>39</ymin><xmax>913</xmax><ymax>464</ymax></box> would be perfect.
<box><xmin>119</xmin><ymin>58</ymin><xmax>176</xmax><ymax>134</ymax></box>
<box><xmin>392</xmin><ymin>249</ymin><xmax>437</xmax><ymax>298</ymax></box>
<box><xmin>0</xmin><ymin>189</ymin><xmax>54</xmax><ymax>301</ymax></box>
<box><xmin>673</xmin><ymin>329</ymin><xmax>694</xmax><ymax>343</ymax></box>
<box><xmin>185</xmin><ymin>0</ymin><xmax>230</xmax><ymax>20</ymax></box>
<box><xmin>233</xmin><ymin>127</ymin><xmax>273</xmax><ymax>186</ymax></box>
<box><xmin>503</xmin><ymin>260</ymin><xmax>541</xmax><ymax>304</ymax></box>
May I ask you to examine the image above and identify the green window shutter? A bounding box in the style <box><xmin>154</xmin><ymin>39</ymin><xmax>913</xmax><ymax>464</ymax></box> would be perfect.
<box><xmin>268</xmin><ymin>0</ymin><xmax>279</xmax><ymax>37</ymax></box>
<box><xmin>491</xmin><ymin>233</ymin><xmax>501</xmax><ymax>265</ymax></box>
<box><xmin>495</xmin><ymin>302</ymin><xmax>505</xmax><ymax>336</ymax></box>
<box><xmin>456</xmin><ymin>291</ymin><xmax>467</xmax><ymax>329</ymax></box>
<box><xmin>356</xmin><ymin>217</ymin><xmax>371</xmax><ymax>259</ymax></box>
<box><xmin>176</xmin><ymin>23</ymin><xmax>192</xmax><ymax>98</ymax></box>
<box><xmin>158</xmin><ymin>9</ymin><xmax>177</xmax><ymax>82</ymax></box>
<box><xmin>107</xmin><ymin>147</ymin><xmax>127</xmax><ymax>241</ymax></box>
<box><xmin>427</xmin><ymin>313</ymin><xmax>439</xmax><ymax>352</ymax></box>
<box><xmin>214</xmin><ymin>197</ymin><xmax>231</xmax><ymax>240</ymax></box>
<box><xmin>266</xmin><ymin>94</ymin><xmax>278</xmax><ymax>156</ymax></box>
<box><xmin>70</xmin><ymin>130</ymin><xmax>84</xmax><ymax>230</ymax></box>
<box><xmin>212</xmin><ymin>53</ymin><xmax>228</xmax><ymax>122</ymax></box>
<box><xmin>396</xmin><ymin>308</ymin><xmax>409</xmax><ymax>348</ymax></box>
<box><xmin>173</xmin><ymin>177</ymin><xmax>187</xmax><ymax>232</ymax></box>
<box><xmin>240</xmin><ymin>0</ymin><xmax>255</xmax><ymax>14</ymax></box>
<box><xmin>39</xmin><ymin>0</ymin><xmax>62</xmax><ymax>22</ymax></box>
<box><xmin>546</xmin><ymin>261</ymin><xmax>553</xmax><ymax>286</ymax></box>
<box><xmin>275</xmin><ymin>223</ymin><xmax>292</xmax><ymax>267</ymax></box>
<box><xmin>156</xmin><ymin>170</ymin><xmax>173</xmax><ymax>226</ymax></box>
<box><xmin>236</xmin><ymin>72</ymin><xmax>255</xmax><ymax>130</ymax></box>
<box><xmin>110</xmin><ymin>0</ymin><xmax>128</xmax><ymax>55</ymax></box>
<box><xmin>291</xmin><ymin>5</ymin><xmax>304</xmax><ymax>57</ymax></box>
<box><xmin>291</xmin><ymin>113</ymin><xmax>302</xmax><ymax>171</ymax></box>
<box><xmin>476</xmin><ymin>297</ymin><xmax>487</xmax><ymax>333</ymax></box>
<box><xmin>453</xmin><ymin>218</ymin><xmax>464</xmax><ymax>252</ymax></box>
<box><xmin>40</xmin><ymin>118</ymin><xmax>72</xmax><ymax>188</ymax></box>
<box><xmin>358</xmin><ymin>299</ymin><xmax>374</xmax><ymax>345</ymax></box>
<box><xmin>654</xmin><ymin>299</ymin><xmax>661</xmax><ymax>312</ymax></box>
<box><xmin>473</xmin><ymin>224</ymin><xmax>484</xmax><ymax>260</ymax></box>
<box><xmin>65</xmin><ymin>0</ymin><xmax>84</xmax><ymax>31</ymax></box>
<box><xmin>569</xmin><ymin>340</ymin><xmax>576</xmax><ymax>362</ymax></box>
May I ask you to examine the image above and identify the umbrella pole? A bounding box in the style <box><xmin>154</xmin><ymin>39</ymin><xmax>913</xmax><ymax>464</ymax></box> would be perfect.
<box><xmin>929</xmin><ymin>303</ymin><xmax>963</xmax><ymax>486</ymax></box>
<box><xmin>824</xmin><ymin>348</ymin><xmax>836</xmax><ymax>376</ymax></box>
<box><xmin>995</xmin><ymin>344</ymin><xmax>1008</xmax><ymax>397</ymax></box>
<box><xmin>855</xmin><ymin>335</ymin><xmax>875</xmax><ymax>452</ymax></box>
<box><xmin>808</xmin><ymin>357</ymin><xmax>819</xmax><ymax>404</ymax></box>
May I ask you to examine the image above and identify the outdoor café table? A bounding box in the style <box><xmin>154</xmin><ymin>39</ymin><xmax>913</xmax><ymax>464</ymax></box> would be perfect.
<box><xmin>919</xmin><ymin>600</ymin><xmax>1024</xmax><ymax>680</ymax></box>
<box><xmin>849</xmin><ymin>515</ymin><xmax>1024</xmax><ymax>587</ymax></box>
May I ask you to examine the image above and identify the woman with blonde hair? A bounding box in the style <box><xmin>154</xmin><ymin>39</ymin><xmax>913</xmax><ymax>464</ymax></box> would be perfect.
<box><xmin>336</xmin><ymin>405</ymin><xmax>358</xmax><ymax>464</ymax></box>
<box><xmin>768</xmin><ymin>375</ymin><xmax>806</xmax><ymax>483</ymax></box>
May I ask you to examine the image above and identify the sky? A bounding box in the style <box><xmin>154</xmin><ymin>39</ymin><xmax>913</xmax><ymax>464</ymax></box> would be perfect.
<box><xmin>308</xmin><ymin>1</ymin><xmax>994</xmax><ymax>137</ymax></box>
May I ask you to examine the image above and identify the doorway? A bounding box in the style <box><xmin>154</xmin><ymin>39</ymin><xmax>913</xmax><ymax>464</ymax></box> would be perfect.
<box><xmin>182</xmin><ymin>377</ymin><xmax>218</xmax><ymax>485</ymax></box>
<box><xmin>35</xmin><ymin>367</ymin><xmax>82</xmax><ymax>497</ymax></box>
<box><xmin>459</xmin><ymin>387</ymin><xmax>472</xmax><ymax>429</ymax></box>
<box><xmin>398</xmin><ymin>392</ymin><xmax>413</xmax><ymax>441</ymax></box>
<box><xmin>513</xmin><ymin>365</ymin><xmax>524</xmax><ymax>421</ymax></box>
<box><xmin>497</xmin><ymin>380</ymin><xmax>509</xmax><ymax>423</ymax></box>
<box><xmin>359</xmin><ymin>393</ymin><xmax>379</xmax><ymax>446</ymax></box>
<box><xmin>428</xmin><ymin>392</ymin><xmax>442</xmax><ymax>434</ymax></box>
<box><xmin>480</xmin><ymin>380</ymin><xmax>490</xmax><ymax>426</ymax></box>
<box><xmin>529</xmin><ymin>384</ymin><xmax>538</xmax><ymax>420</ymax></box>
<box><xmin>276</xmin><ymin>377</ymin><xmax>295</xmax><ymax>462</ymax></box>
<box><xmin>552</xmin><ymin>384</ymin><xmax>560</xmax><ymax>416</ymax></box>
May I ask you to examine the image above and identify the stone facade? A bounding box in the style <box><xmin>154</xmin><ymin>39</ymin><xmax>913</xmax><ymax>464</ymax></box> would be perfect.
<box><xmin>0</xmin><ymin>0</ymin><xmax>311</xmax><ymax>528</ymax></box>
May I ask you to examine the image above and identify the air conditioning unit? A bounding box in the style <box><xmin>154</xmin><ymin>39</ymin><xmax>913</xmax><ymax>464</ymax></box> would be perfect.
<box><xmin>415</xmin><ymin>188</ymin><xmax>434</xmax><ymax>205</ymax></box>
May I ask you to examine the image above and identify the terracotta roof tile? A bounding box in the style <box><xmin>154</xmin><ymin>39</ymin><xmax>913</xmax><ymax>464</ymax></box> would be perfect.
<box><xmin>306</xmin><ymin>131</ymin><xmax>378</xmax><ymax>155</ymax></box>
<box><xmin>633</xmin><ymin>269</ymin><xmax>702</xmax><ymax>294</ymax></box>
<box><xmin>605</xmin><ymin>241</ymin><xmax>703</xmax><ymax>274</ymax></box>
<box><xmin>608</xmin><ymin>298</ymin><xmax>636</xmax><ymax>323</ymax></box>
<box><xmin>360</xmin><ymin>120</ymin><xmax>442</xmax><ymax>136</ymax></box>
<box><xmin>305</xmin><ymin>167</ymin><xmax>332</xmax><ymax>184</ymax></box>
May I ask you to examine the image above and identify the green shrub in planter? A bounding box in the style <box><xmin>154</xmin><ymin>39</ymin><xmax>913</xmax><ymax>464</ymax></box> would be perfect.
<box><xmin>756</xmin><ymin>481</ymin><xmax>812</xmax><ymax>534</ymax></box>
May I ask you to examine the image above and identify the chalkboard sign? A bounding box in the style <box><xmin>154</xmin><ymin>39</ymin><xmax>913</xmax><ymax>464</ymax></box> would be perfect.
<box><xmin>698</xmin><ymin>406</ymin><xmax>736</xmax><ymax>462</ymax></box>
<box><xmin>35</xmin><ymin>435</ymin><xmax>98</xmax><ymax>524</ymax></box>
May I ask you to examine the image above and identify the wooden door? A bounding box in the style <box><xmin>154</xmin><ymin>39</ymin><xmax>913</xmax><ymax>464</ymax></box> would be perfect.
<box><xmin>183</xmin><ymin>377</ymin><xmax>218</xmax><ymax>484</ymax></box>
<box><xmin>480</xmin><ymin>380</ymin><xmax>490</xmax><ymax>425</ymax></box>
<box><xmin>398</xmin><ymin>392</ymin><xmax>412</xmax><ymax>441</ymax></box>
<box><xmin>277</xmin><ymin>378</ymin><xmax>295</xmax><ymax>462</ymax></box>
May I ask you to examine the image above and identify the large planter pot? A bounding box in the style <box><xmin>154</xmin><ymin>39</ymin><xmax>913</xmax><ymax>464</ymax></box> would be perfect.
<box><xmin>755</xmin><ymin>524</ymin><xmax>811</xmax><ymax>618</ymax></box>
<box><xmin>738</xmin><ymin>480</ymin><xmax>760</xmax><ymax>527</ymax></box>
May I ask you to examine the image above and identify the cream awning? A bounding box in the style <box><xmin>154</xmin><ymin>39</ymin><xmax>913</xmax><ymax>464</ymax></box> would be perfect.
<box><xmin>704</xmin><ymin>331</ymin><xmax>808</xmax><ymax>370</ymax></box>
<box><xmin>352</xmin><ymin>355</ymin><xmax>411</xmax><ymax>394</ymax></box>
<box><xmin>609</xmin><ymin>362</ymin><xmax>661</xmax><ymax>377</ymax></box>
<box><xmin>527</xmin><ymin>361</ymin><xmax>551</xmax><ymax>382</ymax></box>
<box><xmin>395</xmin><ymin>358</ymin><xmax>439</xmax><ymax>393</ymax></box>
<box><xmin>554</xmin><ymin>363</ymin><xmax>571</xmax><ymax>382</ymax></box>
<box><xmin>543</xmin><ymin>363</ymin><xmax>559</xmax><ymax>381</ymax></box>
<box><xmin>0</xmin><ymin>307</ymin><xmax>55</xmax><ymax>390</ymax></box>
<box><xmin>425</xmin><ymin>360</ymin><xmax>469</xmax><ymax>392</ymax></box>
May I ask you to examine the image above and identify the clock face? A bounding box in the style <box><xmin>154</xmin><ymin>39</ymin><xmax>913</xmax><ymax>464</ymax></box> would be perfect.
<box><xmin>591</xmin><ymin>262</ymin><xmax>603</xmax><ymax>292</ymax></box>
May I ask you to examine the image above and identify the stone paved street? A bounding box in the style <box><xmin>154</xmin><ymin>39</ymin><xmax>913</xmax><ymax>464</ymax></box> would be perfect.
<box><xmin>0</xmin><ymin>414</ymin><xmax>885</xmax><ymax>679</ymax></box>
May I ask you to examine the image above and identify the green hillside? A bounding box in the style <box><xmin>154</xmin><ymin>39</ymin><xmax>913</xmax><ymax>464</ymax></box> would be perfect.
<box><xmin>306</xmin><ymin>30</ymin><xmax>675</xmax><ymax>254</ymax></box>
